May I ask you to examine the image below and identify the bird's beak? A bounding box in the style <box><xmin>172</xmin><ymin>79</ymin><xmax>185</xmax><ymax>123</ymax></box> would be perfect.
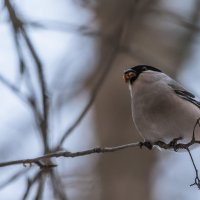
<box><xmin>123</xmin><ymin>69</ymin><xmax>136</xmax><ymax>83</ymax></box>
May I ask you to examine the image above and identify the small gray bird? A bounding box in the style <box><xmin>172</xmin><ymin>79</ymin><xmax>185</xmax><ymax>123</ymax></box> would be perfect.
<box><xmin>124</xmin><ymin>65</ymin><xmax>200</xmax><ymax>145</ymax></box>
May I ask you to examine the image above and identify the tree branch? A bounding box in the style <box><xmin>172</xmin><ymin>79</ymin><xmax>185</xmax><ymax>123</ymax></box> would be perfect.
<box><xmin>0</xmin><ymin>142</ymin><xmax>141</xmax><ymax>168</ymax></box>
<box><xmin>1</xmin><ymin>138</ymin><xmax>200</xmax><ymax>168</ymax></box>
<box><xmin>0</xmin><ymin>73</ymin><xmax>27</xmax><ymax>102</ymax></box>
<box><xmin>55</xmin><ymin>50</ymin><xmax>117</xmax><ymax>149</ymax></box>
<box><xmin>22</xmin><ymin>171</ymin><xmax>42</xmax><ymax>200</ymax></box>
<box><xmin>0</xmin><ymin>73</ymin><xmax>41</xmax><ymax>122</ymax></box>
<box><xmin>5</xmin><ymin>0</ymin><xmax>49</xmax><ymax>153</ymax></box>
<box><xmin>55</xmin><ymin>4</ymin><xmax>132</xmax><ymax>149</ymax></box>
<box><xmin>50</xmin><ymin>170</ymin><xmax>68</xmax><ymax>200</ymax></box>
<box><xmin>0</xmin><ymin>168</ymin><xmax>29</xmax><ymax>189</ymax></box>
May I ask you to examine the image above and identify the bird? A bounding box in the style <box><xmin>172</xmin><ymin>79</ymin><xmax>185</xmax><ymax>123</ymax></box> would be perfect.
<box><xmin>123</xmin><ymin>64</ymin><xmax>200</xmax><ymax>146</ymax></box>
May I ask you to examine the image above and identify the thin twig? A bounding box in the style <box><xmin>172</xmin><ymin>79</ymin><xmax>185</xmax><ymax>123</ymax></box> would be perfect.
<box><xmin>5</xmin><ymin>0</ymin><xmax>49</xmax><ymax>152</ymax></box>
<box><xmin>0</xmin><ymin>168</ymin><xmax>29</xmax><ymax>189</ymax></box>
<box><xmin>55</xmin><ymin>51</ymin><xmax>117</xmax><ymax>149</ymax></box>
<box><xmin>0</xmin><ymin>74</ymin><xmax>27</xmax><ymax>102</ymax></box>
<box><xmin>20</xmin><ymin>27</ymin><xmax>49</xmax><ymax>152</ymax></box>
<box><xmin>22</xmin><ymin>171</ymin><xmax>42</xmax><ymax>200</ymax></box>
<box><xmin>4</xmin><ymin>0</ymin><xmax>43</xmax><ymax>129</ymax></box>
<box><xmin>26</xmin><ymin>20</ymin><xmax>100</xmax><ymax>35</ymax></box>
<box><xmin>150</xmin><ymin>8</ymin><xmax>200</xmax><ymax>33</ymax></box>
<box><xmin>0</xmin><ymin>142</ymin><xmax>141</xmax><ymax>168</ymax></box>
<box><xmin>5</xmin><ymin>0</ymin><xmax>25</xmax><ymax>76</ymax></box>
<box><xmin>0</xmin><ymin>73</ymin><xmax>40</xmax><ymax>118</ymax></box>
<box><xmin>186</xmin><ymin>148</ymin><xmax>200</xmax><ymax>188</ymax></box>
<box><xmin>50</xmin><ymin>170</ymin><xmax>68</xmax><ymax>200</ymax></box>
<box><xmin>34</xmin><ymin>173</ymin><xmax>44</xmax><ymax>200</ymax></box>
<box><xmin>55</xmin><ymin>12</ymin><xmax>131</xmax><ymax>150</ymax></box>
<box><xmin>0</xmin><ymin>139</ymin><xmax>200</xmax><ymax>171</ymax></box>
<box><xmin>0</xmin><ymin>72</ymin><xmax>42</xmax><ymax>129</ymax></box>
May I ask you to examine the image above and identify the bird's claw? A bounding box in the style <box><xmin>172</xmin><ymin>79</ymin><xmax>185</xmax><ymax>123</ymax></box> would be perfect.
<box><xmin>169</xmin><ymin>137</ymin><xmax>182</xmax><ymax>151</ymax></box>
<box><xmin>140</xmin><ymin>141</ymin><xmax>153</xmax><ymax>150</ymax></box>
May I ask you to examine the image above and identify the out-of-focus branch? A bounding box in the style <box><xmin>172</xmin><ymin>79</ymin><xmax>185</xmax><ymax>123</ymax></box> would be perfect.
<box><xmin>4</xmin><ymin>0</ymin><xmax>41</xmax><ymax>126</ymax></box>
<box><xmin>33</xmin><ymin>174</ymin><xmax>44</xmax><ymax>200</ymax></box>
<box><xmin>55</xmin><ymin>0</ymin><xmax>135</xmax><ymax>149</ymax></box>
<box><xmin>149</xmin><ymin>8</ymin><xmax>200</xmax><ymax>32</ymax></box>
<box><xmin>0</xmin><ymin>168</ymin><xmax>29</xmax><ymax>189</ymax></box>
<box><xmin>0</xmin><ymin>72</ymin><xmax>43</xmax><ymax>132</ymax></box>
<box><xmin>22</xmin><ymin>171</ymin><xmax>42</xmax><ymax>200</ymax></box>
<box><xmin>50</xmin><ymin>170</ymin><xmax>68</xmax><ymax>200</ymax></box>
<box><xmin>0</xmin><ymin>74</ymin><xmax>27</xmax><ymax>102</ymax></box>
<box><xmin>150</xmin><ymin>1</ymin><xmax>200</xmax><ymax>67</ymax></box>
<box><xmin>21</xmin><ymin>27</ymin><xmax>49</xmax><ymax>152</ymax></box>
<box><xmin>4</xmin><ymin>0</ymin><xmax>25</xmax><ymax>75</ymax></box>
<box><xmin>5</xmin><ymin>0</ymin><xmax>49</xmax><ymax>153</ymax></box>
<box><xmin>0</xmin><ymin>74</ymin><xmax>41</xmax><ymax>122</ymax></box>
<box><xmin>55</xmin><ymin>50</ymin><xmax>117</xmax><ymax>149</ymax></box>
<box><xmin>26</xmin><ymin>20</ymin><xmax>99</xmax><ymax>35</ymax></box>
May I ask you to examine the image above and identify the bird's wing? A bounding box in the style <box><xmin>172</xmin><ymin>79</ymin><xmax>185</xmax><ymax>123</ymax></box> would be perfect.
<box><xmin>168</xmin><ymin>82</ymin><xmax>200</xmax><ymax>108</ymax></box>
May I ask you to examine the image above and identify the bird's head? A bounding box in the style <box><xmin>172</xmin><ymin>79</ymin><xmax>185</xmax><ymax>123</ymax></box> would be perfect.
<box><xmin>123</xmin><ymin>65</ymin><xmax>162</xmax><ymax>84</ymax></box>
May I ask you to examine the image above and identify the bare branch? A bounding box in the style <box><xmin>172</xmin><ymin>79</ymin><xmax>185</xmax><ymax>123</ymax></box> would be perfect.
<box><xmin>55</xmin><ymin>9</ymin><xmax>131</xmax><ymax>149</ymax></box>
<box><xmin>5</xmin><ymin>0</ymin><xmax>49</xmax><ymax>152</ymax></box>
<box><xmin>0</xmin><ymin>168</ymin><xmax>29</xmax><ymax>189</ymax></box>
<box><xmin>34</xmin><ymin>174</ymin><xmax>44</xmax><ymax>200</ymax></box>
<box><xmin>0</xmin><ymin>142</ymin><xmax>141</xmax><ymax>168</ymax></box>
<box><xmin>55</xmin><ymin>54</ymin><xmax>116</xmax><ymax>149</ymax></box>
<box><xmin>20</xmin><ymin>27</ymin><xmax>49</xmax><ymax>152</ymax></box>
<box><xmin>50</xmin><ymin>170</ymin><xmax>68</xmax><ymax>200</ymax></box>
<box><xmin>0</xmin><ymin>119</ymin><xmax>200</xmax><ymax>190</ymax></box>
<box><xmin>0</xmin><ymin>73</ymin><xmax>27</xmax><ymax>102</ymax></box>
<box><xmin>0</xmin><ymin>73</ymin><xmax>42</xmax><ymax>127</ymax></box>
<box><xmin>0</xmin><ymin>138</ymin><xmax>200</xmax><ymax>170</ymax></box>
<box><xmin>26</xmin><ymin>20</ymin><xmax>100</xmax><ymax>35</ymax></box>
<box><xmin>22</xmin><ymin>171</ymin><xmax>42</xmax><ymax>200</ymax></box>
<box><xmin>149</xmin><ymin>8</ymin><xmax>200</xmax><ymax>32</ymax></box>
<box><xmin>186</xmin><ymin>148</ymin><xmax>200</xmax><ymax>188</ymax></box>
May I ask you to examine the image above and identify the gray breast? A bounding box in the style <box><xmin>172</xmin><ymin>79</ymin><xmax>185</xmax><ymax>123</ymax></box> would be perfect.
<box><xmin>130</xmin><ymin>72</ymin><xmax>200</xmax><ymax>143</ymax></box>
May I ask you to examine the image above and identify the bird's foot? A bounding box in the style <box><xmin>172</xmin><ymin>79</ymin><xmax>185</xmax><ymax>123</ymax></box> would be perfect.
<box><xmin>154</xmin><ymin>140</ymin><xmax>168</xmax><ymax>149</ymax></box>
<box><xmin>169</xmin><ymin>137</ymin><xmax>182</xmax><ymax>151</ymax></box>
<box><xmin>139</xmin><ymin>141</ymin><xmax>153</xmax><ymax>150</ymax></box>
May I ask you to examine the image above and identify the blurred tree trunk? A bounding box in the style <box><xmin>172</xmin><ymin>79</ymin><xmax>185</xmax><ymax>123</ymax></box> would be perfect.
<box><xmin>87</xmin><ymin>0</ymin><xmax>200</xmax><ymax>199</ymax></box>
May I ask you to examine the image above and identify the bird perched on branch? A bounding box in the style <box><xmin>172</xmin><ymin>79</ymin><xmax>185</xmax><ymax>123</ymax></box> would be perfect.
<box><xmin>124</xmin><ymin>65</ymin><xmax>200</xmax><ymax>145</ymax></box>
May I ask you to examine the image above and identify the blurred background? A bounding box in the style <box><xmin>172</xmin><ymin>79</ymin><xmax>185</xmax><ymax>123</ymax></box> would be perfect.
<box><xmin>1</xmin><ymin>0</ymin><xmax>200</xmax><ymax>199</ymax></box>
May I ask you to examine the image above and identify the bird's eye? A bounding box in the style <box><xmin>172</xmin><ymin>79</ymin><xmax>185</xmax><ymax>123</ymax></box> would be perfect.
<box><xmin>128</xmin><ymin>71</ymin><xmax>136</xmax><ymax>78</ymax></box>
<box><xmin>123</xmin><ymin>71</ymin><xmax>136</xmax><ymax>82</ymax></box>
<box><xmin>142</xmin><ymin>66</ymin><xmax>147</xmax><ymax>71</ymax></box>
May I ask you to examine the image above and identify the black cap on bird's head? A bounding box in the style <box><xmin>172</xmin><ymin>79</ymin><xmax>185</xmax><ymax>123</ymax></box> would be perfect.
<box><xmin>123</xmin><ymin>65</ymin><xmax>162</xmax><ymax>84</ymax></box>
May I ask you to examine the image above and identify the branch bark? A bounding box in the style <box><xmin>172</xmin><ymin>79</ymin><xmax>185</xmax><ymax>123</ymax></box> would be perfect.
<box><xmin>0</xmin><ymin>142</ymin><xmax>140</xmax><ymax>168</ymax></box>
